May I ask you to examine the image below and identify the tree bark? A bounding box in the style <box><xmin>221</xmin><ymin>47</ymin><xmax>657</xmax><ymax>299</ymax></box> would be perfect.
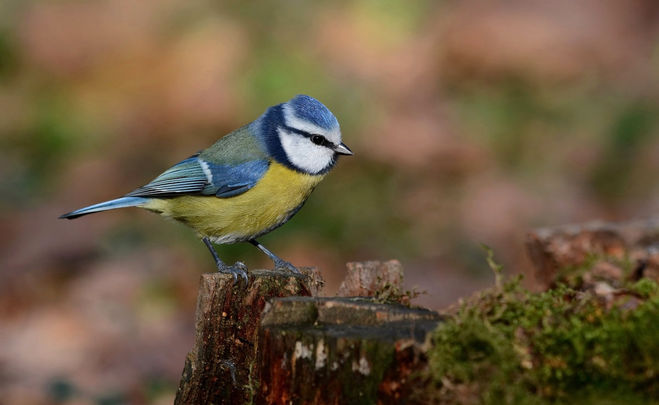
<box><xmin>174</xmin><ymin>268</ymin><xmax>320</xmax><ymax>405</ymax></box>
<box><xmin>175</xmin><ymin>263</ymin><xmax>441</xmax><ymax>404</ymax></box>
<box><xmin>257</xmin><ymin>297</ymin><xmax>442</xmax><ymax>404</ymax></box>
<box><xmin>337</xmin><ymin>260</ymin><xmax>404</xmax><ymax>297</ymax></box>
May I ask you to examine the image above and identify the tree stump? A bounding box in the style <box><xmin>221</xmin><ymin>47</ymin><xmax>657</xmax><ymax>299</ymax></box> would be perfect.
<box><xmin>174</xmin><ymin>268</ymin><xmax>320</xmax><ymax>405</ymax></box>
<box><xmin>337</xmin><ymin>260</ymin><xmax>404</xmax><ymax>297</ymax></box>
<box><xmin>175</xmin><ymin>262</ymin><xmax>441</xmax><ymax>404</ymax></box>
<box><xmin>257</xmin><ymin>297</ymin><xmax>443</xmax><ymax>404</ymax></box>
<box><xmin>526</xmin><ymin>217</ymin><xmax>659</xmax><ymax>287</ymax></box>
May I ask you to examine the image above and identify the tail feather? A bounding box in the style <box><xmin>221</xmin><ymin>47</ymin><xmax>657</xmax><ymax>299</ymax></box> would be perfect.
<box><xmin>59</xmin><ymin>197</ymin><xmax>149</xmax><ymax>220</ymax></box>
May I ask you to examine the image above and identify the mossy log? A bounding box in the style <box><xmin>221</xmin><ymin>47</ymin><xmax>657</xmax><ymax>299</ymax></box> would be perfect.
<box><xmin>257</xmin><ymin>297</ymin><xmax>442</xmax><ymax>404</ymax></box>
<box><xmin>526</xmin><ymin>217</ymin><xmax>659</xmax><ymax>287</ymax></box>
<box><xmin>174</xmin><ymin>268</ymin><xmax>321</xmax><ymax>405</ymax></box>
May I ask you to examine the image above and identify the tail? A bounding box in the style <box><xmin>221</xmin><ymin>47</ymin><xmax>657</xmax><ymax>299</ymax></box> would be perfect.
<box><xmin>59</xmin><ymin>197</ymin><xmax>149</xmax><ymax>220</ymax></box>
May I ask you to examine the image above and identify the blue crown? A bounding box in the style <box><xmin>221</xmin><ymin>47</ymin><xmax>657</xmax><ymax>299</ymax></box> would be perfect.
<box><xmin>289</xmin><ymin>95</ymin><xmax>339</xmax><ymax>131</ymax></box>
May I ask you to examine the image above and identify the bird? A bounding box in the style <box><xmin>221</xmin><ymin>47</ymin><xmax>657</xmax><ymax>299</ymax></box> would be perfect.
<box><xmin>60</xmin><ymin>94</ymin><xmax>352</xmax><ymax>283</ymax></box>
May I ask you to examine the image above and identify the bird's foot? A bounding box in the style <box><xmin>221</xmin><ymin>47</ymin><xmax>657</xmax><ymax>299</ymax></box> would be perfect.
<box><xmin>218</xmin><ymin>261</ymin><xmax>249</xmax><ymax>285</ymax></box>
<box><xmin>273</xmin><ymin>258</ymin><xmax>300</xmax><ymax>274</ymax></box>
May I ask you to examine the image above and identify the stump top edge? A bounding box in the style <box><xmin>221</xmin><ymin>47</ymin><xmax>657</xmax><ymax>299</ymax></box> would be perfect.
<box><xmin>273</xmin><ymin>296</ymin><xmax>437</xmax><ymax>312</ymax></box>
<box><xmin>262</xmin><ymin>296</ymin><xmax>442</xmax><ymax>328</ymax></box>
<box><xmin>199</xmin><ymin>267</ymin><xmax>316</xmax><ymax>281</ymax></box>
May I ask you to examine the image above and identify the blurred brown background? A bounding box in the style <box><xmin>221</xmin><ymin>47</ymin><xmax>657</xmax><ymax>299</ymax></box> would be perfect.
<box><xmin>1</xmin><ymin>0</ymin><xmax>659</xmax><ymax>403</ymax></box>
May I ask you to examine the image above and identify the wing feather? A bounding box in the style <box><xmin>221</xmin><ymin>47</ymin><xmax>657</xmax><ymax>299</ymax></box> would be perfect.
<box><xmin>126</xmin><ymin>126</ymin><xmax>271</xmax><ymax>198</ymax></box>
<box><xmin>125</xmin><ymin>154</ymin><xmax>270</xmax><ymax>198</ymax></box>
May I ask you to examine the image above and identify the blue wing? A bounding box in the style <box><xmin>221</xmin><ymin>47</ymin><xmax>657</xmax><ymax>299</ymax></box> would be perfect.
<box><xmin>125</xmin><ymin>154</ymin><xmax>270</xmax><ymax>198</ymax></box>
<box><xmin>203</xmin><ymin>158</ymin><xmax>271</xmax><ymax>197</ymax></box>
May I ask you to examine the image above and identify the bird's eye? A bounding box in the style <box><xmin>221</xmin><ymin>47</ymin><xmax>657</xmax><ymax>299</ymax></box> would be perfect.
<box><xmin>310</xmin><ymin>135</ymin><xmax>326</xmax><ymax>146</ymax></box>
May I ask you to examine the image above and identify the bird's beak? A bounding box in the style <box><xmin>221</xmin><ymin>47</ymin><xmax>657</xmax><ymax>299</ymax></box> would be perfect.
<box><xmin>334</xmin><ymin>142</ymin><xmax>353</xmax><ymax>156</ymax></box>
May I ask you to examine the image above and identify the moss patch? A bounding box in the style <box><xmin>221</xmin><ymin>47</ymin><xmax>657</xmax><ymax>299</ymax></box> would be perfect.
<box><xmin>425</xmin><ymin>251</ymin><xmax>659</xmax><ymax>404</ymax></box>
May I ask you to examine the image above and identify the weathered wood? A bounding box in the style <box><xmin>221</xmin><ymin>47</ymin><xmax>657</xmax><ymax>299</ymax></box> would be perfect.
<box><xmin>337</xmin><ymin>260</ymin><xmax>404</xmax><ymax>297</ymax></box>
<box><xmin>526</xmin><ymin>218</ymin><xmax>659</xmax><ymax>287</ymax></box>
<box><xmin>257</xmin><ymin>297</ymin><xmax>442</xmax><ymax>404</ymax></box>
<box><xmin>174</xmin><ymin>268</ymin><xmax>320</xmax><ymax>405</ymax></box>
<box><xmin>176</xmin><ymin>261</ymin><xmax>441</xmax><ymax>404</ymax></box>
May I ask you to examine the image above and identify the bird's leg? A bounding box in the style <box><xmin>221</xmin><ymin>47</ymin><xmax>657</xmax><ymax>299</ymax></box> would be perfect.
<box><xmin>202</xmin><ymin>237</ymin><xmax>248</xmax><ymax>284</ymax></box>
<box><xmin>249</xmin><ymin>239</ymin><xmax>300</xmax><ymax>274</ymax></box>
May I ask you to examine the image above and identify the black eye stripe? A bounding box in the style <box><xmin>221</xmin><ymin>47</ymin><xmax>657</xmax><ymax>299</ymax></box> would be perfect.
<box><xmin>281</xmin><ymin>125</ymin><xmax>335</xmax><ymax>149</ymax></box>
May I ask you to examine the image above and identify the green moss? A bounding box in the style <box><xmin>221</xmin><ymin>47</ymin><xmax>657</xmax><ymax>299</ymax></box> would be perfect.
<box><xmin>554</xmin><ymin>253</ymin><xmax>635</xmax><ymax>288</ymax></box>
<box><xmin>631</xmin><ymin>278</ymin><xmax>658</xmax><ymax>298</ymax></box>
<box><xmin>425</xmin><ymin>253</ymin><xmax>659</xmax><ymax>404</ymax></box>
<box><xmin>372</xmin><ymin>277</ymin><xmax>425</xmax><ymax>307</ymax></box>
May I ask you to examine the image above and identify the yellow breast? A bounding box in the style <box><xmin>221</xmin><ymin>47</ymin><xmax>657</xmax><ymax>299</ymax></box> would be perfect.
<box><xmin>143</xmin><ymin>162</ymin><xmax>325</xmax><ymax>243</ymax></box>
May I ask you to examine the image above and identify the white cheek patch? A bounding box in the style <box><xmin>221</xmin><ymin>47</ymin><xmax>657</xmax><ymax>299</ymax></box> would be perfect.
<box><xmin>278</xmin><ymin>128</ymin><xmax>334</xmax><ymax>174</ymax></box>
<box><xmin>282</xmin><ymin>103</ymin><xmax>342</xmax><ymax>145</ymax></box>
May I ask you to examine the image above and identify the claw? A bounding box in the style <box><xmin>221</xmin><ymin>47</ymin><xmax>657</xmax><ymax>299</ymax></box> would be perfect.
<box><xmin>235</xmin><ymin>261</ymin><xmax>249</xmax><ymax>284</ymax></box>
<box><xmin>217</xmin><ymin>262</ymin><xmax>249</xmax><ymax>285</ymax></box>
<box><xmin>274</xmin><ymin>258</ymin><xmax>300</xmax><ymax>274</ymax></box>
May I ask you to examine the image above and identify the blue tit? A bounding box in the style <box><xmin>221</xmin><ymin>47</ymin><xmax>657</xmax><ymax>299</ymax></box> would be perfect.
<box><xmin>60</xmin><ymin>95</ymin><xmax>352</xmax><ymax>282</ymax></box>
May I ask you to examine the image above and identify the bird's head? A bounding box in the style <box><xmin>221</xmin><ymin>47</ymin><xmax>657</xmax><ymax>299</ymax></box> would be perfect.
<box><xmin>259</xmin><ymin>95</ymin><xmax>352</xmax><ymax>175</ymax></box>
